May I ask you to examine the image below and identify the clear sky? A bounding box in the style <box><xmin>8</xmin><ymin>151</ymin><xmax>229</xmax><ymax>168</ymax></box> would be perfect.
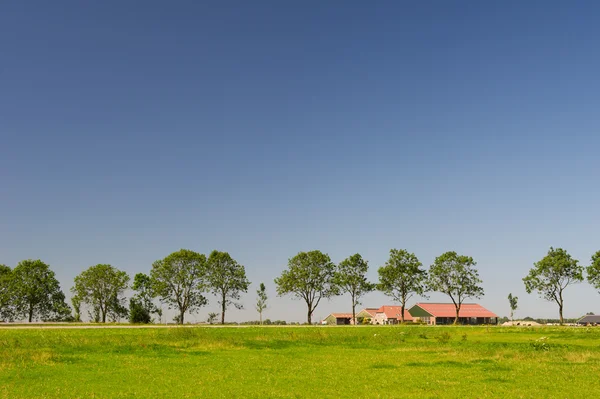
<box><xmin>1</xmin><ymin>1</ymin><xmax>599</xmax><ymax>322</ymax></box>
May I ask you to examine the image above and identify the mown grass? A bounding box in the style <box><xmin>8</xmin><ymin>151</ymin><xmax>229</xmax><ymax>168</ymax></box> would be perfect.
<box><xmin>1</xmin><ymin>325</ymin><xmax>599</xmax><ymax>398</ymax></box>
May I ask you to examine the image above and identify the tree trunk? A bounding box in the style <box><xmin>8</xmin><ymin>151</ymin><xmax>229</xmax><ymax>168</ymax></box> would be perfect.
<box><xmin>259</xmin><ymin>311</ymin><xmax>262</xmax><ymax>325</ymax></box>
<box><xmin>454</xmin><ymin>305</ymin><xmax>460</xmax><ymax>325</ymax></box>
<box><xmin>401</xmin><ymin>301</ymin><xmax>405</xmax><ymax>324</ymax></box>
<box><xmin>102</xmin><ymin>308</ymin><xmax>106</xmax><ymax>323</ymax></box>
<box><xmin>180</xmin><ymin>309</ymin><xmax>185</xmax><ymax>325</ymax></box>
<box><xmin>352</xmin><ymin>303</ymin><xmax>356</xmax><ymax>326</ymax></box>
<box><xmin>307</xmin><ymin>307</ymin><xmax>312</xmax><ymax>325</ymax></box>
<box><xmin>221</xmin><ymin>294</ymin><xmax>226</xmax><ymax>325</ymax></box>
<box><xmin>559</xmin><ymin>304</ymin><xmax>564</xmax><ymax>325</ymax></box>
<box><xmin>28</xmin><ymin>305</ymin><xmax>33</xmax><ymax>323</ymax></box>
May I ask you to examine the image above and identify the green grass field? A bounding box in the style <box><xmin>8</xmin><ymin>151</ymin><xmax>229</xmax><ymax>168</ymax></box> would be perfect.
<box><xmin>1</xmin><ymin>325</ymin><xmax>599</xmax><ymax>398</ymax></box>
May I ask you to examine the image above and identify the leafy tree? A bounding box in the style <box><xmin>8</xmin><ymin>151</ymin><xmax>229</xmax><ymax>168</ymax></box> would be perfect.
<box><xmin>274</xmin><ymin>250</ymin><xmax>338</xmax><ymax>324</ymax></box>
<box><xmin>150</xmin><ymin>249</ymin><xmax>208</xmax><ymax>324</ymax></box>
<box><xmin>334</xmin><ymin>254</ymin><xmax>374</xmax><ymax>325</ymax></box>
<box><xmin>523</xmin><ymin>247</ymin><xmax>583</xmax><ymax>324</ymax></box>
<box><xmin>107</xmin><ymin>293</ymin><xmax>128</xmax><ymax>322</ymax></box>
<box><xmin>255</xmin><ymin>282</ymin><xmax>268</xmax><ymax>325</ymax></box>
<box><xmin>72</xmin><ymin>264</ymin><xmax>130</xmax><ymax>323</ymax></box>
<box><xmin>207</xmin><ymin>312</ymin><xmax>219</xmax><ymax>324</ymax></box>
<box><xmin>207</xmin><ymin>250</ymin><xmax>250</xmax><ymax>324</ymax></box>
<box><xmin>129</xmin><ymin>273</ymin><xmax>158</xmax><ymax>323</ymax></box>
<box><xmin>586</xmin><ymin>250</ymin><xmax>600</xmax><ymax>292</ymax></box>
<box><xmin>0</xmin><ymin>264</ymin><xmax>14</xmax><ymax>321</ymax></box>
<box><xmin>507</xmin><ymin>293</ymin><xmax>518</xmax><ymax>322</ymax></box>
<box><xmin>377</xmin><ymin>249</ymin><xmax>427</xmax><ymax>323</ymax></box>
<box><xmin>71</xmin><ymin>295</ymin><xmax>82</xmax><ymax>322</ymax></box>
<box><xmin>12</xmin><ymin>260</ymin><xmax>70</xmax><ymax>322</ymax></box>
<box><xmin>428</xmin><ymin>251</ymin><xmax>484</xmax><ymax>325</ymax></box>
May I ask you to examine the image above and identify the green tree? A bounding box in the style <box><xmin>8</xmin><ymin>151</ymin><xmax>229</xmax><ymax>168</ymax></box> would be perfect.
<box><xmin>334</xmin><ymin>254</ymin><xmax>374</xmax><ymax>325</ymax></box>
<box><xmin>207</xmin><ymin>312</ymin><xmax>219</xmax><ymax>324</ymax></box>
<box><xmin>207</xmin><ymin>250</ymin><xmax>250</xmax><ymax>324</ymax></box>
<box><xmin>72</xmin><ymin>264</ymin><xmax>130</xmax><ymax>323</ymax></box>
<box><xmin>71</xmin><ymin>295</ymin><xmax>82</xmax><ymax>322</ymax></box>
<box><xmin>586</xmin><ymin>250</ymin><xmax>600</xmax><ymax>291</ymax></box>
<box><xmin>377</xmin><ymin>249</ymin><xmax>427</xmax><ymax>323</ymax></box>
<box><xmin>428</xmin><ymin>251</ymin><xmax>484</xmax><ymax>325</ymax></box>
<box><xmin>150</xmin><ymin>249</ymin><xmax>208</xmax><ymax>324</ymax></box>
<box><xmin>0</xmin><ymin>264</ymin><xmax>14</xmax><ymax>321</ymax></box>
<box><xmin>255</xmin><ymin>282</ymin><xmax>268</xmax><ymax>325</ymax></box>
<box><xmin>129</xmin><ymin>273</ymin><xmax>158</xmax><ymax>323</ymax></box>
<box><xmin>12</xmin><ymin>260</ymin><xmax>71</xmax><ymax>322</ymax></box>
<box><xmin>507</xmin><ymin>293</ymin><xmax>518</xmax><ymax>322</ymax></box>
<box><xmin>523</xmin><ymin>247</ymin><xmax>583</xmax><ymax>324</ymax></box>
<box><xmin>274</xmin><ymin>250</ymin><xmax>338</xmax><ymax>324</ymax></box>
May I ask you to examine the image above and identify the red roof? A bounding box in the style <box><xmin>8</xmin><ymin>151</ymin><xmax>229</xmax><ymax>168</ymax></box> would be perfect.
<box><xmin>376</xmin><ymin>306</ymin><xmax>413</xmax><ymax>321</ymax></box>
<box><xmin>359</xmin><ymin>308</ymin><xmax>379</xmax><ymax>317</ymax></box>
<box><xmin>413</xmin><ymin>303</ymin><xmax>497</xmax><ymax>318</ymax></box>
<box><xmin>330</xmin><ymin>313</ymin><xmax>353</xmax><ymax>318</ymax></box>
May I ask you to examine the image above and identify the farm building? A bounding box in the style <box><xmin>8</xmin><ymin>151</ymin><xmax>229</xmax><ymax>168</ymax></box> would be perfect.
<box><xmin>322</xmin><ymin>313</ymin><xmax>354</xmax><ymax>325</ymax></box>
<box><xmin>372</xmin><ymin>306</ymin><xmax>413</xmax><ymax>325</ymax></box>
<box><xmin>355</xmin><ymin>308</ymin><xmax>378</xmax><ymax>324</ymax></box>
<box><xmin>408</xmin><ymin>303</ymin><xmax>497</xmax><ymax>325</ymax></box>
<box><xmin>577</xmin><ymin>315</ymin><xmax>600</xmax><ymax>326</ymax></box>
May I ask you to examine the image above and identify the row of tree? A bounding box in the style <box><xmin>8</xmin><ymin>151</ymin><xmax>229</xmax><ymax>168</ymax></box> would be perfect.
<box><xmin>1</xmin><ymin>247</ymin><xmax>598</xmax><ymax>325</ymax></box>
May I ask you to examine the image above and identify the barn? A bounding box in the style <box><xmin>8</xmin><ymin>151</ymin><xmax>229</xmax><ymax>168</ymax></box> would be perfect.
<box><xmin>408</xmin><ymin>303</ymin><xmax>497</xmax><ymax>325</ymax></box>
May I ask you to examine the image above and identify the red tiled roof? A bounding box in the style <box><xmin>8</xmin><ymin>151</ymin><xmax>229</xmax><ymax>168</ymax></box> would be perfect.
<box><xmin>413</xmin><ymin>303</ymin><xmax>497</xmax><ymax>318</ymax></box>
<box><xmin>359</xmin><ymin>308</ymin><xmax>379</xmax><ymax>317</ymax></box>
<box><xmin>330</xmin><ymin>313</ymin><xmax>353</xmax><ymax>318</ymax></box>
<box><xmin>376</xmin><ymin>306</ymin><xmax>414</xmax><ymax>321</ymax></box>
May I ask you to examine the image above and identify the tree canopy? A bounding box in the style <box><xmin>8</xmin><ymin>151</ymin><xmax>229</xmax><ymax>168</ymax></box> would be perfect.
<box><xmin>0</xmin><ymin>264</ymin><xmax>14</xmax><ymax>321</ymax></box>
<box><xmin>150</xmin><ymin>249</ymin><xmax>208</xmax><ymax>324</ymax></box>
<box><xmin>255</xmin><ymin>282</ymin><xmax>268</xmax><ymax>325</ymax></box>
<box><xmin>507</xmin><ymin>293</ymin><xmax>518</xmax><ymax>321</ymax></box>
<box><xmin>72</xmin><ymin>264</ymin><xmax>130</xmax><ymax>323</ymax></box>
<box><xmin>428</xmin><ymin>251</ymin><xmax>484</xmax><ymax>324</ymax></box>
<box><xmin>207</xmin><ymin>250</ymin><xmax>250</xmax><ymax>324</ymax></box>
<box><xmin>334</xmin><ymin>253</ymin><xmax>374</xmax><ymax>325</ymax></box>
<box><xmin>274</xmin><ymin>250</ymin><xmax>338</xmax><ymax>324</ymax></box>
<box><xmin>377</xmin><ymin>249</ymin><xmax>427</xmax><ymax>323</ymax></box>
<box><xmin>523</xmin><ymin>247</ymin><xmax>583</xmax><ymax>324</ymax></box>
<box><xmin>586</xmin><ymin>250</ymin><xmax>600</xmax><ymax>292</ymax></box>
<box><xmin>11</xmin><ymin>259</ymin><xmax>71</xmax><ymax>322</ymax></box>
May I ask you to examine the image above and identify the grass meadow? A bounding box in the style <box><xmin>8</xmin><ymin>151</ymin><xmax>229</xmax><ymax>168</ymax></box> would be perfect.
<box><xmin>1</xmin><ymin>325</ymin><xmax>598</xmax><ymax>398</ymax></box>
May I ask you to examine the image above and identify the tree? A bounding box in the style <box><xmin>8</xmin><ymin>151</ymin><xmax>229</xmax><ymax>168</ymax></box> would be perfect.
<box><xmin>274</xmin><ymin>250</ymin><xmax>338</xmax><ymax>324</ymax></box>
<box><xmin>334</xmin><ymin>254</ymin><xmax>374</xmax><ymax>325</ymax></box>
<box><xmin>107</xmin><ymin>293</ymin><xmax>128</xmax><ymax>322</ymax></box>
<box><xmin>206</xmin><ymin>250</ymin><xmax>250</xmax><ymax>324</ymax></box>
<box><xmin>207</xmin><ymin>312</ymin><xmax>219</xmax><ymax>324</ymax></box>
<box><xmin>71</xmin><ymin>295</ymin><xmax>82</xmax><ymax>322</ymax></box>
<box><xmin>72</xmin><ymin>264</ymin><xmax>130</xmax><ymax>323</ymax></box>
<box><xmin>255</xmin><ymin>282</ymin><xmax>268</xmax><ymax>325</ymax></box>
<box><xmin>377</xmin><ymin>249</ymin><xmax>427</xmax><ymax>323</ymax></box>
<box><xmin>586</xmin><ymin>250</ymin><xmax>600</xmax><ymax>292</ymax></box>
<box><xmin>523</xmin><ymin>247</ymin><xmax>583</xmax><ymax>324</ymax></box>
<box><xmin>0</xmin><ymin>264</ymin><xmax>14</xmax><ymax>322</ymax></box>
<box><xmin>11</xmin><ymin>260</ymin><xmax>70</xmax><ymax>322</ymax></box>
<box><xmin>150</xmin><ymin>249</ymin><xmax>208</xmax><ymax>324</ymax></box>
<box><xmin>428</xmin><ymin>251</ymin><xmax>484</xmax><ymax>325</ymax></box>
<box><xmin>129</xmin><ymin>273</ymin><xmax>158</xmax><ymax>323</ymax></box>
<box><xmin>507</xmin><ymin>293</ymin><xmax>518</xmax><ymax>322</ymax></box>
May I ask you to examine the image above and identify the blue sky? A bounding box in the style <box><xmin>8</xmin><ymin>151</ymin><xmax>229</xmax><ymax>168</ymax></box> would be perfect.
<box><xmin>1</xmin><ymin>1</ymin><xmax>599</xmax><ymax>322</ymax></box>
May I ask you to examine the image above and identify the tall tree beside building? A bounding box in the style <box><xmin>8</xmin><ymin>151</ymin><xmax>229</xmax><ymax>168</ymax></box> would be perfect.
<box><xmin>150</xmin><ymin>249</ymin><xmax>208</xmax><ymax>324</ymax></box>
<box><xmin>334</xmin><ymin>254</ymin><xmax>374</xmax><ymax>325</ymax></box>
<box><xmin>275</xmin><ymin>250</ymin><xmax>338</xmax><ymax>324</ymax></box>
<box><xmin>523</xmin><ymin>247</ymin><xmax>583</xmax><ymax>324</ymax></box>
<box><xmin>72</xmin><ymin>264</ymin><xmax>130</xmax><ymax>323</ymax></box>
<box><xmin>207</xmin><ymin>250</ymin><xmax>250</xmax><ymax>324</ymax></box>
<box><xmin>377</xmin><ymin>249</ymin><xmax>427</xmax><ymax>323</ymax></box>
<box><xmin>507</xmin><ymin>293</ymin><xmax>518</xmax><ymax>322</ymax></box>
<box><xmin>586</xmin><ymin>251</ymin><xmax>600</xmax><ymax>292</ymax></box>
<box><xmin>11</xmin><ymin>259</ymin><xmax>71</xmax><ymax>322</ymax></box>
<box><xmin>428</xmin><ymin>251</ymin><xmax>484</xmax><ymax>325</ymax></box>
<box><xmin>255</xmin><ymin>282</ymin><xmax>268</xmax><ymax>325</ymax></box>
<box><xmin>0</xmin><ymin>264</ymin><xmax>14</xmax><ymax>321</ymax></box>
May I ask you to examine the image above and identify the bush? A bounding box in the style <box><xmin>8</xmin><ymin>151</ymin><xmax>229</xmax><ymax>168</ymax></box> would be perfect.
<box><xmin>129</xmin><ymin>299</ymin><xmax>151</xmax><ymax>324</ymax></box>
<box><xmin>436</xmin><ymin>331</ymin><xmax>452</xmax><ymax>344</ymax></box>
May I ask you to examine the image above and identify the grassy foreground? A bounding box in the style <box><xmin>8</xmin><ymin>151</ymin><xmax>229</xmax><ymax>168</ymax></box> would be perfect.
<box><xmin>1</xmin><ymin>325</ymin><xmax>599</xmax><ymax>398</ymax></box>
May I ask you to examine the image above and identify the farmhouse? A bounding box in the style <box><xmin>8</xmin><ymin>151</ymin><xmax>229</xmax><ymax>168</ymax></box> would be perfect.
<box><xmin>408</xmin><ymin>303</ymin><xmax>497</xmax><ymax>325</ymax></box>
<box><xmin>577</xmin><ymin>315</ymin><xmax>600</xmax><ymax>326</ymax></box>
<box><xmin>322</xmin><ymin>313</ymin><xmax>354</xmax><ymax>325</ymax></box>
<box><xmin>355</xmin><ymin>308</ymin><xmax>378</xmax><ymax>324</ymax></box>
<box><xmin>372</xmin><ymin>306</ymin><xmax>413</xmax><ymax>325</ymax></box>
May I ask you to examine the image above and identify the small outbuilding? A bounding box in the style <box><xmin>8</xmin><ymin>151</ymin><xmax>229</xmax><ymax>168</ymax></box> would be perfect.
<box><xmin>372</xmin><ymin>306</ymin><xmax>413</xmax><ymax>325</ymax></box>
<box><xmin>577</xmin><ymin>315</ymin><xmax>600</xmax><ymax>326</ymax></box>
<box><xmin>408</xmin><ymin>303</ymin><xmax>497</xmax><ymax>325</ymax></box>
<box><xmin>356</xmin><ymin>308</ymin><xmax>378</xmax><ymax>325</ymax></box>
<box><xmin>322</xmin><ymin>313</ymin><xmax>354</xmax><ymax>325</ymax></box>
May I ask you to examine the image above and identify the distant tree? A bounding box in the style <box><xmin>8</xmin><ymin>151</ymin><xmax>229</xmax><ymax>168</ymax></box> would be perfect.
<box><xmin>0</xmin><ymin>264</ymin><xmax>14</xmax><ymax>321</ymax></box>
<box><xmin>334</xmin><ymin>254</ymin><xmax>374</xmax><ymax>325</ymax></box>
<box><xmin>129</xmin><ymin>273</ymin><xmax>158</xmax><ymax>323</ymax></box>
<box><xmin>523</xmin><ymin>247</ymin><xmax>583</xmax><ymax>324</ymax></box>
<box><xmin>274</xmin><ymin>250</ymin><xmax>338</xmax><ymax>324</ymax></box>
<box><xmin>150</xmin><ymin>249</ymin><xmax>208</xmax><ymax>325</ymax></box>
<box><xmin>586</xmin><ymin>312</ymin><xmax>595</xmax><ymax>315</ymax></box>
<box><xmin>586</xmin><ymin>250</ymin><xmax>600</xmax><ymax>292</ymax></box>
<box><xmin>72</xmin><ymin>264</ymin><xmax>130</xmax><ymax>323</ymax></box>
<box><xmin>255</xmin><ymin>282</ymin><xmax>268</xmax><ymax>325</ymax></box>
<box><xmin>207</xmin><ymin>312</ymin><xmax>219</xmax><ymax>324</ymax></box>
<box><xmin>71</xmin><ymin>295</ymin><xmax>82</xmax><ymax>322</ymax></box>
<box><xmin>507</xmin><ymin>293</ymin><xmax>518</xmax><ymax>322</ymax></box>
<box><xmin>207</xmin><ymin>251</ymin><xmax>250</xmax><ymax>324</ymax></box>
<box><xmin>428</xmin><ymin>252</ymin><xmax>484</xmax><ymax>325</ymax></box>
<box><xmin>107</xmin><ymin>292</ymin><xmax>128</xmax><ymax>322</ymax></box>
<box><xmin>12</xmin><ymin>260</ymin><xmax>71</xmax><ymax>322</ymax></box>
<box><xmin>377</xmin><ymin>249</ymin><xmax>427</xmax><ymax>323</ymax></box>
